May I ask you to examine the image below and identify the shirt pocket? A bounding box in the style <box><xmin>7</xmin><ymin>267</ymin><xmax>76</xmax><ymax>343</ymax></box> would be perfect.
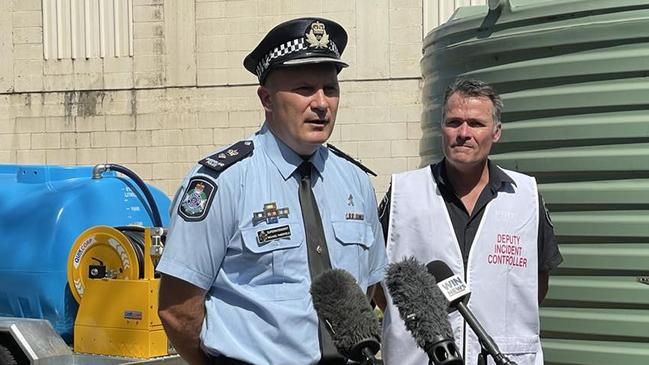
<box><xmin>332</xmin><ymin>220</ymin><xmax>373</xmax><ymax>248</ymax></box>
<box><xmin>492</xmin><ymin>335</ymin><xmax>541</xmax><ymax>365</ymax></box>
<box><xmin>239</xmin><ymin>222</ymin><xmax>307</xmax><ymax>301</ymax></box>
<box><xmin>332</xmin><ymin>220</ymin><xmax>374</xmax><ymax>284</ymax></box>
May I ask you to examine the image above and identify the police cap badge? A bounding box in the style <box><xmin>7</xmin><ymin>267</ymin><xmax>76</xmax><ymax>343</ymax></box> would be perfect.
<box><xmin>243</xmin><ymin>17</ymin><xmax>348</xmax><ymax>84</ymax></box>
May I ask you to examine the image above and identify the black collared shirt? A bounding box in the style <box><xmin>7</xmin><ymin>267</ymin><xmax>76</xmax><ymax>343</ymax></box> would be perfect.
<box><xmin>379</xmin><ymin>160</ymin><xmax>563</xmax><ymax>272</ymax></box>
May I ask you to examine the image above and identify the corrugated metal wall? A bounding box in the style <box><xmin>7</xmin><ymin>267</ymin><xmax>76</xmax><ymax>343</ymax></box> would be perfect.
<box><xmin>421</xmin><ymin>0</ymin><xmax>649</xmax><ymax>364</ymax></box>
<box><xmin>42</xmin><ymin>0</ymin><xmax>133</xmax><ymax>59</ymax></box>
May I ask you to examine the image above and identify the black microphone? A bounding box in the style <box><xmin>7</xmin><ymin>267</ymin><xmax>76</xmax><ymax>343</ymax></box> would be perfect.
<box><xmin>310</xmin><ymin>269</ymin><xmax>380</xmax><ymax>364</ymax></box>
<box><xmin>426</xmin><ymin>260</ymin><xmax>517</xmax><ymax>365</ymax></box>
<box><xmin>385</xmin><ymin>257</ymin><xmax>463</xmax><ymax>365</ymax></box>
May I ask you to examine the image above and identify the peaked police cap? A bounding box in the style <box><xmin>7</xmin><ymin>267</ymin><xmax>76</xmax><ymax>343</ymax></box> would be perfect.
<box><xmin>243</xmin><ymin>17</ymin><xmax>348</xmax><ymax>84</ymax></box>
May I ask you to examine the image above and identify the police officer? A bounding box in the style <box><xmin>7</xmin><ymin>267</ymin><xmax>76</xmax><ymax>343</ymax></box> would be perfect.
<box><xmin>157</xmin><ymin>17</ymin><xmax>387</xmax><ymax>365</ymax></box>
<box><xmin>375</xmin><ymin>79</ymin><xmax>562</xmax><ymax>365</ymax></box>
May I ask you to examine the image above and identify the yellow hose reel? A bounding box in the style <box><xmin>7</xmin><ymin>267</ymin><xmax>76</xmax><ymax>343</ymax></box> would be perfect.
<box><xmin>66</xmin><ymin>226</ymin><xmax>142</xmax><ymax>303</ymax></box>
<box><xmin>66</xmin><ymin>225</ymin><xmax>168</xmax><ymax>358</ymax></box>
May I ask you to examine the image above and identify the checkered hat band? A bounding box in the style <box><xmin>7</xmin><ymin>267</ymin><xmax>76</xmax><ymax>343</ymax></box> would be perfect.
<box><xmin>255</xmin><ymin>37</ymin><xmax>341</xmax><ymax>78</ymax></box>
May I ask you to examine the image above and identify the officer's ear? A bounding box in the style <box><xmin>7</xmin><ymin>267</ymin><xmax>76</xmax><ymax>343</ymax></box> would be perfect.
<box><xmin>257</xmin><ymin>86</ymin><xmax>273</xmax><ymax>113</ymax></box>
<box><xmin>492</xmin><ymin>122</ymin><xmax>502</xmax><ymax>142</ymax></box>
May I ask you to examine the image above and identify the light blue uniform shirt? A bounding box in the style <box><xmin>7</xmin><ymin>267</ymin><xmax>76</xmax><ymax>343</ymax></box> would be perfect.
<box><xmin>157</xmin><ymin>123</ymin><xmax>387</xmax><ymax>365</ymax></box>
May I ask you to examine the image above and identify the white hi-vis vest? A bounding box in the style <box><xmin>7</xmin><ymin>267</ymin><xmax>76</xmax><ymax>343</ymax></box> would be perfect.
<box><xmin>381</xmin><ymin>166</ymin><xmax>543</xmax><ymax>365</ymax></box>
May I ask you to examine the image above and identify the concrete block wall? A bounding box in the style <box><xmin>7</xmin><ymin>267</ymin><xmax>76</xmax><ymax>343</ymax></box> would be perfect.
<box><xmin>0</xmin><ymin>0</ymin><xmax>474</xmax><ymax>199</ymax></box>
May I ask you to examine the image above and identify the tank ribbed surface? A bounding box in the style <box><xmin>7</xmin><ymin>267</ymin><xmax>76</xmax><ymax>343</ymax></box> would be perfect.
<box><xmin>422</xmin><ymin>1</ymin><xmax>649</xmax><ymax>363</ymax></box>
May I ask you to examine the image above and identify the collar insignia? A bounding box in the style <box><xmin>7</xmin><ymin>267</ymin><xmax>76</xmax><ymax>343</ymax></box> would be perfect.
<box><xmin>347</xmin><ymin>194</ymin><xmax>354</xmax><ymax>207</ymax></box>
<box><xmin>253</xmin><ymin>202</ymin><xmax>290</xmax><ymax>225</ymax></box>
<box><xmin>306</xmin><ymin>21</ymin><xmax>329</xmax><ymax>48</ymax></box>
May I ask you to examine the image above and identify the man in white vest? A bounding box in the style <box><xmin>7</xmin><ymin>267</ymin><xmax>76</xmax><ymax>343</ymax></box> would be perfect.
<box><xmin>375</xmin><ymin>79</ymin><xmax>562</xmax><ymax>365</ymax></box>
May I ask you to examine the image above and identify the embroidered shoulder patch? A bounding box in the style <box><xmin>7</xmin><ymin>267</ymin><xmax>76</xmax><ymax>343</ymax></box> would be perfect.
<box><xmin>199</xmin><ymin>140</ymin><xmax>254</xmax><ymax>174</ymax></box>
<box><xmin>178</xmin><ymin>177</ymin><xmax>217</xmax><ymax>222</ymax></box>
<box><xmin>327</xmin><ymin>143</ymin><xmax>376</xmax><ymax>176</ymax></box>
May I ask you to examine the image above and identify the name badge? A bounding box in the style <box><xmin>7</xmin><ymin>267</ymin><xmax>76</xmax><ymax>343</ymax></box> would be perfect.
<box><xmin>257</xmin><ymin>225</ymin><xmax>291</xmax><ymax>245</ymax></box>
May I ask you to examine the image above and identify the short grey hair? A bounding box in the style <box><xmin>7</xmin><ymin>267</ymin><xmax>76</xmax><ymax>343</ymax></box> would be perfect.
<box><xmin>442</xmin><ymin>78</ymin><xmax>503</xmax><ymax>127</ymax></box>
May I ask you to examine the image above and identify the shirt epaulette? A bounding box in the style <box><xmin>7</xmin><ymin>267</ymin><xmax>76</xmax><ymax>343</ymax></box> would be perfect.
<box><xmin>199</xmin><ymin>140</ymin><xmax>254</xmax><ymax>173</ymax></box>
<box><xmin>327</xmin><ymin>143</ymin><xmax>377</xmax><ymax>176</ymax></box>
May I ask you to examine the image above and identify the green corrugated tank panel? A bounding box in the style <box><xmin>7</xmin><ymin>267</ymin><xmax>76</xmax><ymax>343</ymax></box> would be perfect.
<box><xmin>422</xmin><ymin>0</ymin><xmax>649</xmax><ymax>364</ymax></box>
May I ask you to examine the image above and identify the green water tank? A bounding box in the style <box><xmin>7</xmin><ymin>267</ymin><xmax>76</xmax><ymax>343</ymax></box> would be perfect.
<box><xmin>421</xmin><ymin>1</ymin><xmax>649</xmax><ymax>364</ymax></box>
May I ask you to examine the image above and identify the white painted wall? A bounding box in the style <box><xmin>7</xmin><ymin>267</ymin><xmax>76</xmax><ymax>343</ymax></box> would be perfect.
<box><xmin>0</xmin><ymin>0</ymin><xmax>485</xmax><ymax>197</ymax></box>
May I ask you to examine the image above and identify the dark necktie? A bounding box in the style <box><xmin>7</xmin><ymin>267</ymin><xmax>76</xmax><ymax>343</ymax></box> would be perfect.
<box><xmin>297</xmin><ymin>162</ymin><xmax>344</xmax><ymax>364</ymax></box>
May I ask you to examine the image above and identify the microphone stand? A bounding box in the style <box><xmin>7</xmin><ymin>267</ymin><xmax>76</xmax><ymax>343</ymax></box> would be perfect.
<box><xmin>458</xmin><ymin>304</ymin><xmax>517</xmax><ymax>365</ymax></box>
<box><xmin>476</xmin><ymin>339</ymin><xmax>517</xmax><ymax>365</ymax></box>
<box><xmin>477</xmin><ymin>342</ymin><xmax>489</xmax><ymax>365</ymax></box>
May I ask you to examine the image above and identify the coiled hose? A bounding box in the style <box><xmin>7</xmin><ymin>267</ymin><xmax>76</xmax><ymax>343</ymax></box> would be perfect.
<box><xmin>92</xmin><ymin>163</ymin><xmax>163</xmax><ymax>228</ymax></box>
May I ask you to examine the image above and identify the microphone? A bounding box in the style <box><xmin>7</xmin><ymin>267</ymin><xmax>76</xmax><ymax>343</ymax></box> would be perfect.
<box><xmin>426</xmin><ymin>260</ymin><xmax>517</xmax><ymax>365</ymax></box>
<box><xmin>385</xmin><ymin>257</ymin><xmax>463</xmax><ymax>365</ymax></box>
<box><xmin>310</xmin><ymin>269</ymin><xmax>380</xmax><ymax>364</ymax></box>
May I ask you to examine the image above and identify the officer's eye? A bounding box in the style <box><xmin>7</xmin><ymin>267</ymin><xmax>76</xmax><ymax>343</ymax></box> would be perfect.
<box><xmin>444</xmin><ymin>119</ymin><xmax>463</xmax><ymax>128</ymax></box>
<box><xmin>294</xmin><ymin>86</ymin><xmax>315</xmax><ymax>95</ymax></box>
<box><xmin>324</xmin><ymin>86</ymin><xmax>339</xmax><ymax>96</ymax></box>
<box><xmin>468</xmin><ymin>120</ymin><xmax>487</xmax><ymax>128</ymax></box>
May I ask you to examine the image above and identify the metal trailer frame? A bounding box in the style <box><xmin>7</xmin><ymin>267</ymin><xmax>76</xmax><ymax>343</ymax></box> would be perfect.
<box><xmin>0</xmin><ymin>318</ymin><xmax>185</xmax><ymax>365</ymax></box>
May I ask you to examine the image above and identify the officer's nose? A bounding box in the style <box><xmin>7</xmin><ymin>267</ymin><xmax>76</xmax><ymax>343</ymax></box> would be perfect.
<box><xmin>457</xmin><ymin>122</ymin><xmax>471</xmax><ymax>139</ymax></box>
<box><xmin>311</xmin><ymin>89</ymin><xmax>328</xmax><ymax>112</ymax></box>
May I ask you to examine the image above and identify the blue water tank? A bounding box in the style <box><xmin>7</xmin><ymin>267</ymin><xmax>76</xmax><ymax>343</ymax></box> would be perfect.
<box><xmin>0</xmin><ymin>164</ymin><xmax>170</xmax><ymax>342</ymax></box>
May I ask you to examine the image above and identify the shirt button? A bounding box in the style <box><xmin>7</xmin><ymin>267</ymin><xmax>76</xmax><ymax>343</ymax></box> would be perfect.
<box><xmin>316</xmin><ymin>245</ymin><xmax>322</xmax><ymax>254</ymax></box>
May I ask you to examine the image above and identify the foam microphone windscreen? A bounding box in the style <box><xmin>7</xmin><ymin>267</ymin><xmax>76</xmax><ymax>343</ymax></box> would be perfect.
<box><xmin>385</xmin><ymin>257</ymin><xmax>453</xmax><ymax>349</ymax></box>
<box><xmin>310</xmin><ymin>269</ymin><xmax>381</xmax><ymax>361</ymax></box>
<box><xmin>427</xmin><ymin>260</ymin><xmax>454</xmax><ymax>282</ymax></box>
